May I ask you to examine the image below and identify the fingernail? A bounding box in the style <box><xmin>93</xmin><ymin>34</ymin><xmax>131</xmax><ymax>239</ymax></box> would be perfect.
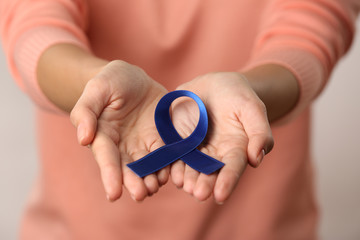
<box><xmin>256</xmin><ymin>149</ymin><xmax>265</xmax><ymax>167</ymax></box>
<box><xmin>131</xmin><ymin>193</ymin><xmax>140</xmax><ymax>202</ymax></box>
<box><xmin>106</xmin><ymin>193</ymin><xmax>116</xmax><ymax>202</ymax></box>
<box><xmin>77</xmin><ymin>124</ymin><xmax>86</xmax><ymax>144</ymax></box>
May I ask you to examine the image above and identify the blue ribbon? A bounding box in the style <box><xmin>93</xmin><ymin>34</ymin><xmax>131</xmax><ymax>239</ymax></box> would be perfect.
<box><xmin>127</xmin><ymin>90</ymin><xmax>225</xmax><ymax>178</ymax></box>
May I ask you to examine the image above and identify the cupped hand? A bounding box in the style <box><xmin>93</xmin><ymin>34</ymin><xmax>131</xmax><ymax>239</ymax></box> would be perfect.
<box><xmin>70</xmin><ymin>60</ymin><xmax>169</xmax><ymax>202</ymax></box>
<box><xmin>171</xmin><ymin>72</ymin><xmax>274</xmax><ymax>204</ymax></box>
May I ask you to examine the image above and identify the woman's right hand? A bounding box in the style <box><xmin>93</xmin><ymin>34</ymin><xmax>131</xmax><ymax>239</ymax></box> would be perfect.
<box><xmin>70</xmin><ymin>60</ymin><xmax>169</xmax><ymax>202</ymax></box>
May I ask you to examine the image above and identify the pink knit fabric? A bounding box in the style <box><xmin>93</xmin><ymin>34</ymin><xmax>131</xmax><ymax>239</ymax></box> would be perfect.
<box><xmin>1</xmin><ymin>0</ymin><xmax>358</xmax><ymax>239</ymax></box>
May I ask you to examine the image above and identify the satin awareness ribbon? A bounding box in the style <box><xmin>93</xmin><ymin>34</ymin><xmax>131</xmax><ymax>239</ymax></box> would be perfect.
<box><xmin>127</xmin><ymin>90</ymin><xmax>225</xmax><ymax>178</ymax></box>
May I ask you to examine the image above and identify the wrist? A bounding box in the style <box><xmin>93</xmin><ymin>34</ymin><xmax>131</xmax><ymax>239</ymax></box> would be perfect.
<box><xmin>37</xmin><ymin>43</ymin><xmax>108</xmax><ymax>112</ymax></box>
<box><xmin>78</xmin><ymin>52</ymin><xmax>109</xmax><ymax>88</ymax></box>
<box><xmin>241</xmin><ymin>64</ymin><xmax>299</xmax><ymax>122</ymax></box>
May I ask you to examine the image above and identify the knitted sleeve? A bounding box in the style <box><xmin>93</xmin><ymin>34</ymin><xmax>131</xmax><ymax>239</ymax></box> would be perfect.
<box><xmin>0</xmin><ymin>0</ymin><xmax>90</xmax><ymax>112</ymax></box>
<box><xmin>244</xmin><ymin>0</ymin><xmax>359</xmax><ymax>124</ymax></box>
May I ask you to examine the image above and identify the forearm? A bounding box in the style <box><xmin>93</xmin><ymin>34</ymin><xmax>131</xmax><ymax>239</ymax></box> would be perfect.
<box><xmin>37</xmin><ymin>44</ymin><xmax>109</xmax><ymax>112</ymax></box>
<box><xmin>37</xmin><ymin>44</ymin><xmax>299</xmax><ymax>121</ymax></box>
<box><xmin>242</xmin><ymin>64</ymin><xmax>299</xmax><ymax>122</ymax></box>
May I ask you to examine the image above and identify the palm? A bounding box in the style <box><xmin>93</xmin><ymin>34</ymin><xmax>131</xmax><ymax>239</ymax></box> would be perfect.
<box><xmin>171</xmin><ymin>96</ymin><xmax>248</xmax><ymax>160</ymax></box>
<box><xmin>171</xmin><ymin>72</ymin><xmax>273</xmax><ymax>203</ymax></box>
<box><xmin>97</xmin><ymin>86</ymin><xmax>164</xmax><ymax>156</ymax></box>
<box><xmin>71</xmin><ymin>61</ymin><xmax>168</xmax><ymax>201</ymax></box>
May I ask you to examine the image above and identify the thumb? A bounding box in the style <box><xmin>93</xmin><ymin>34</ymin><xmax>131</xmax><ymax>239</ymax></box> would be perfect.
<box><xmin>70</xmin><ymin>79</ymin><xmax>109</xmax><ymax>146</ymax></box>
<box><xmin>242</xmin><ymin>101</ymin><xmax>274</xmax><ymax>168</ymax></box>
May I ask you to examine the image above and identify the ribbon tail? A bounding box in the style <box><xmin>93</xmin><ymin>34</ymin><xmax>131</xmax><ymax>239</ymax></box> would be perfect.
<box><xmin>181</xmin><ymin>149</ymin><xmax>224</xmax><ymax>175</ymax></box>
<box><xmin>127</xmin><ymin>140</ymin><xmax>196</xmax><ymax>178</ymax></box>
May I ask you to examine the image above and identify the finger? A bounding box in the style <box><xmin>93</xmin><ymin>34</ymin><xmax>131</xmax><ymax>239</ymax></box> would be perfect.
<box><xmin>71</xmin><ymin>108</ymin><xmax>97</xmax><ymax>146</ymax></box>
<box><xmin>157</xmin><ymin>166</ymin><xmax>170</xmax><ymax>186</ymax></box>
<box><xmin>183</xmin><ymin>165</ymin><xmax>200</xmax><ymax>195</ymax></box>
<box><xmin>91</xmin><ymin>132</ymin><xmax>122</xmax><ymax>201</ymax></box>
<box><xmin>241</xmin><ymin>101</ymin><xmax>274</xmax><ymax>168</ymax></box>
<box><xmin>170</xmin><ymin>160</ymin><xmax>185</xmax><ymax>188</ymax></box>
<box><xmin>70</xmin><ymin>79</ymin><xmax>108</xmax><ymax>146</ymax></box>
<box><xmin>213</xmin><ymin>148</ymin><xmax>247</xmax><ymax>204</ymax></box>
<box><xmin>193</xmin><ymin>172</ymin><xmax>217</xmax><ymax>202</ymax></box>
<box><xmin>143</xmin><ymin>174</ymin><xmax>159</xmax><ymax>196</ymax></box>
<box><xmin>121</xmin><ymin>154</ymin><xmax>149</xmax><ymax>202</ymax></box>
<box><xmin>149</xmin><ymin>139</ymin><xmax>169</xmax><ymax>187</ymax></box>
<box><xmin>131</xmin><ymin>147</ymin><xmax>160</xmax><ymax>196</ymax></box>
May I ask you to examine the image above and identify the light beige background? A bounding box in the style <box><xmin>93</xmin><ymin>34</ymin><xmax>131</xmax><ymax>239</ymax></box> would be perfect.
<box><xmin>1</xmin><ymin>20</ymin><xmax>359</xmax><ymax>240</ymax></box>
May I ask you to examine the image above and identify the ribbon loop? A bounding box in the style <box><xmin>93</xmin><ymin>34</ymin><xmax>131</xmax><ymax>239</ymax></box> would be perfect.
<box><xmin>127</xmin><ymin>90</ymin><xmax>224</xmax><ymax>177</ymax></box>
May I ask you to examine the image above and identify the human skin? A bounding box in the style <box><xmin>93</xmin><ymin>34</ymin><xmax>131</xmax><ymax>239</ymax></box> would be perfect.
<box><xmin>37</xmin><ymin>43</ymin><xmax>298</xmax><ymax>203</ymax></box>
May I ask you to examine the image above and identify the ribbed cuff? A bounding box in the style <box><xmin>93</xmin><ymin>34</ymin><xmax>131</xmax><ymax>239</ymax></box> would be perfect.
<box><xmin>13</xmin><ymin>26</ymin><xmax>90</xmax><ymax>113</ymax></box>
<box><xmin>243</xmin><ymin>46</ymin><xmax>326</xmax><ymax>125</ymax></box>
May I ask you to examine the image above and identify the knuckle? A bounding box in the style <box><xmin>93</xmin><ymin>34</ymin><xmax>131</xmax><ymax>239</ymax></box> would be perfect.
<box><xmin>69</xmin><ymin>108</ymin><xmax>79</xmax><ymax>126</ymax></box>
<box><xmin>256</xmin><ymin>100</ymin><xmax>267</xmax><ymax>114</ymax></box>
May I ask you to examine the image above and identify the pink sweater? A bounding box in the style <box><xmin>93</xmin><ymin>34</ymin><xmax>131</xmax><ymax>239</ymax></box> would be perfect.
<box><xmin>1</xmin><ymin>1</ymin><xmax>359</xmax><ymax>239</ymax></box>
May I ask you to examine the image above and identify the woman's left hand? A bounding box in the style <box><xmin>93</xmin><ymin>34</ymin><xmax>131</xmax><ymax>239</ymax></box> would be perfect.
<box><xmin>170</xmin><ymin>72</ymin><xmax>274</xmax><ymax>204</ymax></box>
